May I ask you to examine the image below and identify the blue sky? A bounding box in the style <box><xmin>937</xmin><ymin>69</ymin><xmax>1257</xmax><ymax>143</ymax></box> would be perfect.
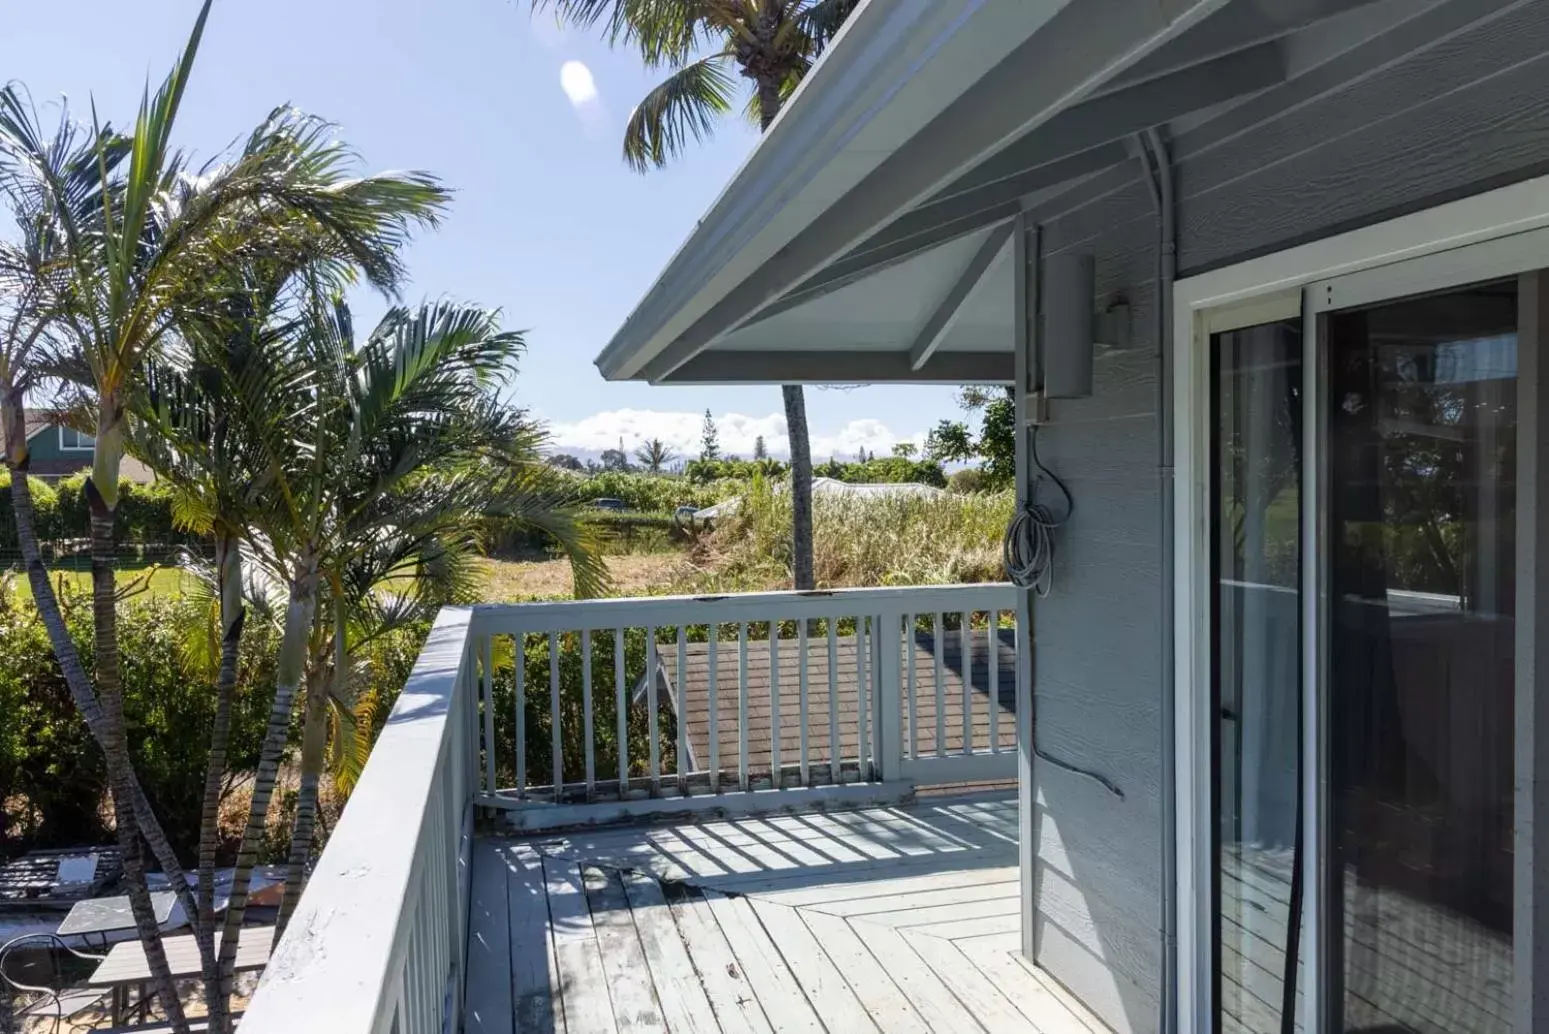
<box><xmin>2</xmin><ymin>0</ymin><xmax>965</xmax><ymax>460</ymax></box>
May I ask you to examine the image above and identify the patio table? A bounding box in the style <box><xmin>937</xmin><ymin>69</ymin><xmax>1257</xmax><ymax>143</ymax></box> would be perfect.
<box><xmin>86</xmin><ymin>925</ymin><xmax>274</xmax><ymax>1025</ymax></box>
<box><xmin>57</xmin><ymin>891</ymin><xmax>180</xmax><ymax>948</ymax></box>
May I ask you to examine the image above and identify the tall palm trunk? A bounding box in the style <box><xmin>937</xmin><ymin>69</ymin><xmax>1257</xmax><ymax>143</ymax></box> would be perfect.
<box><xmin>87</xmin><ymin>400</ymin><xmax>191</xmax><ymax>1032</ymax></box>
<box><xmin>755</xmin><ymin>78</ymin><xmax>816</xmax><ymax>590</ymax></box>
<box><xmin>194</xmin><ymin>530</ymin><xmax>243</xmax><ymax>1034</ymax></box>
<box><xmin>217</xmin><ymin>558</ymin><xmax>318</xmax><ymax>995</ymax></box>
<box><xmin>276</xmin><ymin>664</ymin><xmax>329</xmax><ymax>937</ymax></box>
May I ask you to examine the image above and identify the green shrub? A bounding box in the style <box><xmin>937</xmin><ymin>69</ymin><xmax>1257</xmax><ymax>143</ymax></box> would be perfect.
<box><xmin>483</xmin><ymin>628</ymin><xmax>672</xmax><ymax>791</ymax></box>
<box><xmin>0</xmin><ymin>471</ymin><xmax>197</xmax><ymax>551</ymax></box>
<box><xmin>948</xmin><ymin>468</ymin><xmax>990</xmax><ymax>494</ymax></box>
<box><xmin>0</xmin><ymin>586</ymin><xmax>274</xmax><ymax>857</ymax></box>
<box><xmin>0</xmin><ymin>471</ymin><xmax>61</xmax><ymax>548</ymax></box>
<box><xmin>814</xmin><ymin>455</ymin><xmax>947</xmax><ymax>487</ymax></box>
<box><xmin>557</xmin><ymin>470</ymin><xmax>719</xmax><ymax>513</ymax></box>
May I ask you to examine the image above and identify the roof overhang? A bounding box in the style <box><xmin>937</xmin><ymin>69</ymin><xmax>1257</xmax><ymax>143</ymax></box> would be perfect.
<box><xmin>596</xmin><ymin>0</ymin><xmax>1447</xmax><ymax>386</ymax></box>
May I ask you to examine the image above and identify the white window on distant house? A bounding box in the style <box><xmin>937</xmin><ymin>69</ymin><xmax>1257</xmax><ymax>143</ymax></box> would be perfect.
<box><xmin>59</xmin><ymin>426</ymin><xmax>95</xmax><ymax>451</ymax></box>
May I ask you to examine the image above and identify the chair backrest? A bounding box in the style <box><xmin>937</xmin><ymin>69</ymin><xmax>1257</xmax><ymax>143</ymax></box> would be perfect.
<box><xmin>0</xmin><ymin>933</ymin><xmax>64</xmax><ymax>998</ymax></box>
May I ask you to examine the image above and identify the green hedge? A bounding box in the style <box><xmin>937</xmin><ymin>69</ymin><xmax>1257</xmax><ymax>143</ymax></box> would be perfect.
<box><xmin>0</xmin><ymin>470</ymin><xmax>199</xmax><ymax>551</ymax></box>
<box><xmin>0</xmin><ymin>587</ymin><xmax>274</xmax><ymax>855</ymax></box>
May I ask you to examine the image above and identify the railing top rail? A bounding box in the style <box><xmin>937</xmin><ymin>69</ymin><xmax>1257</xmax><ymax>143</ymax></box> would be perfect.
<box><xmin>472</xmin><ymin>582</ymin><xmax>1016</xmax><ymax>634</ymax></box>
<box><xmin>238</xmin><ymin>606</ymin><xmax>474</xmax><ymax>1034</ymax></box>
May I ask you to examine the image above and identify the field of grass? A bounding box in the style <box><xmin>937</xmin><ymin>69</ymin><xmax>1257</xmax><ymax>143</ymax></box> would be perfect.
<box><xmin>3</xmin><ymin>559</ymin><xmax>192</xmax><ymax>601</ymax></box>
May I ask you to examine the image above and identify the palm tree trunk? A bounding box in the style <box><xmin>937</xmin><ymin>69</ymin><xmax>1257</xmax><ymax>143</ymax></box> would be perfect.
<box><xmin>783</xmin><ymin>385</ymin><xmax>815</xmax><ymax>589</ymax></box>
<box><xmin>276</xmin><ymin>670</ymin><xmax>328</xmax><ymax>938</ymax></box>
<box><xmin>217</xmin><ymin>559</ymin><xmax>319</xmax><ymax>993</ymax></box>
<box><xmin>87</xmin><ymin>426</ymin><xmax>192</xmax><ymax>1032</ymax></box>
<box><xmin>754</xmin><ymin>78</ymin><xmax>817</xmax><ymax>590</ymax></box>
<box><xmin>194</xmin><ymin>531</ymin><xmax>243</xmax><ymax>1034</ymax></box>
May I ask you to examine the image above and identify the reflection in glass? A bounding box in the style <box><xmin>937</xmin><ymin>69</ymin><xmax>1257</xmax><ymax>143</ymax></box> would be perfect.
<box><xmin>1326</xmin><ymin>281</ymin><xmax>1516</xmax><ymax>1033</ymax></box>
<box><xmin>1212</xmin><ymin>320</ymin><xmax>1303</xmax><ymax>1034</ymax></box>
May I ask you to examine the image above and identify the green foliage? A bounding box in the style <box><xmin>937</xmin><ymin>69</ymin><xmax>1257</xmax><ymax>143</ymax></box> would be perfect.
<box><xmin>684</xmin><ymin>457</ymin><xmax>787</xmax><ymax>484</ymax></box>
<box><xmin>558</xmin><ymin>470</ymin><xmax>721</xmax><ymax>512</ymax></box>
<box><xmin>924</xmin><ymin>388</ymin><xmax>1016</xmax><ymax>489</ymax></box>
<box><xmin>0</xmin><ymin>471</ymin><xmax>61</xmax><ymax>546</ymax></box>
<box><xmin>0</xmin><ymin>586</ymin><xmax>273</xmax><ymax>856</ymax></box>
<box><xmin>0</xmin><ymin>470</ymin><xmax>198</xmax><ymax>549</ymax></box>
<box><xmin>948</xmin><ymin>467</ymin><xmax>990</xmax><ymax>494</ymax></box>
<box><xmin>813</xmin><ymin>455</ymin><xmax>946</xmax><ymax>487</ymax></box>
<box><xmin>483</xmin><ymin>628</ymin><xmax>672</xmax><ymax>789</ymax></box>
<box><xmin>699</xmin><ymin>408</ymin><xmax>720</xmax><ymax>461</ymax></box>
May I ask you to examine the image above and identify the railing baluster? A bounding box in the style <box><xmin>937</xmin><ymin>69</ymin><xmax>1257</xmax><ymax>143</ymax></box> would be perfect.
<box><xmin>738</xmin><ymin>622</ymin><xmax>749</xmax><ymax>792</ymax></box>
<box><xmin>647</xmin><ymin>627</ymin><xmax>660</xmax><ymax>795</ymax></box>
<box><xmin>988</xmin><ymin>612</ymin><xmax>1000</xmax><ymax>754</ymax></box>
<box><xmin>858</xmin><ymin>617</ymin><xmax>870</xmax><ymax>781</ymax></box>
<box><xmin>677</xmin><ymin>625</ymin><xmax>688</xmax><ymax>796</ymax></box>
<box><xmin>769</xmin><ymin>621</ymin><xmax>780</xmax><ymax>788</ymax></box>
<box><xmin>515</xmin><ymin>633</ymin><xmax>526</xmax><ymax>797</ymax></box>
<box><xmin>481</xmin><ymin>635</ymin><xmax>494</xmax><ymax>795</ymax></box>
<box><xmin>906</xmin><ymin>614</ymin><xmax>916</xmax><ymax>761</ymax></box>
<box><xmin>551</xmin><ymin>632</ymin><xmax>563</xmax><ymax>795</ymax></box>
<box><xmin>961</xmin><ymin>611</ymin><xmax>972</xmax><ymax>756</ymax></box>
<box><xmin>934</xmin><ymin>612</ymin><xmax>945</xmax><ymax>757</ymax></box>
<box><xmin>827</xmin><ymin>621</ymin><xmax>840</xmax><ymax>784</ymax></box>
<box><xmin>709</xmin><ymin>624</ymin><xmax>720</xmax><ymax>793</ymax></box>
<box><xmin>582</xmin><ymin>629</ymin><xmax>595</xmax><ymax>798</ymax></box>
<box><xmin>615</xmin><ymin>628</ymin><xmax>628</xmax><ymax>796</ymax></box>
<box><xmin>798</xmin><ymin>620</ymin><xmax>810</xmax><ymax>786</ymax></box>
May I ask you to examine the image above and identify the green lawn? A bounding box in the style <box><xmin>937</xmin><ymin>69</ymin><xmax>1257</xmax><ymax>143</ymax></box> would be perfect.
<box><xmin>4</xmin><ymin>560</ymin><xmax>193</xmax><ymax>600</ymax></box>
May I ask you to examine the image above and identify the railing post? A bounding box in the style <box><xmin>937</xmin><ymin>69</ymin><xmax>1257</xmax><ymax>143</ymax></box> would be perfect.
<box><xmin>873</xmin><ymin>609</ymin><xmax>903</xmax><ymax>781</ymax></box>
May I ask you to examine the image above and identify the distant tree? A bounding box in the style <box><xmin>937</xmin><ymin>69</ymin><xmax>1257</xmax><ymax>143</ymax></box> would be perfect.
<box><xmin>924</xmin><ymin>420</ymin><xmax>975</xmax><ymax>464</ymax></box>
<box><xmin>753</xmin><ymin>435</ymin><xmax>768</xmax><ymax>460</ymax></box>
<box><xmin>892</xmin><ymin>441</ymin><xmax>917</xmax><ymax>459</ymax></box>
<box><xmin>548</xmin><ymin>453</ymin><xmax>585</xmax><ymax>471</ymax></box>
<box><xmin>599</xmin><ymin>448</ymin><xmax>631</xmax><ymax>472</ymax></box>
<box><xmin>925</xmin><ymin>388</ymin><xmax>1015</xmax><ymax>488</ymax></box>
<box><xmin>699</xmin><ymin>409</ymin><xmax>721</xmax><ymax>461</ymax></box>
<box><xmin>634</xmin><ymin>437</ymin><xmax>677</xmax><ymax>474</ymax></box>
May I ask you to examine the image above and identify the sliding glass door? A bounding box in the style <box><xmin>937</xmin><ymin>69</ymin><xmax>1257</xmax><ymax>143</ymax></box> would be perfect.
<box><xmin>1323</xmin><ymin>282</ymin><xmax>1517</xmax><ymax>1033</ymax></box>
<box><xmin>1209</xmin><ymin>280</ymin><xmax>1518</xmax><ymax>1033</ymax></box>
<box><xmin>1211</xmin><ymin>317</ymin><xmax>1304</xmax><ymax>1034</ymax></box>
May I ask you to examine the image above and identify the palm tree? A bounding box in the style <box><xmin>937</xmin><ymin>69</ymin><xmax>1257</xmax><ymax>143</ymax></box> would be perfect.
<box><xmin>634</xmin><ymin>436</ymin><xmax>676</xmax><ymax>473</ymax></box>
<box><xmin>536</xmin><ymin>0</ymin><xmax>861</xmax><ymax>589</ymax></box>
<box><xmin>3</xmin><ymin>5</ymin><xmax>452</xmax><ymax>1027</ymax></box>
<box><xmin>211</xmin><ymin>292</ymin><xmax>609</xmax><ymax>985</ymax></box>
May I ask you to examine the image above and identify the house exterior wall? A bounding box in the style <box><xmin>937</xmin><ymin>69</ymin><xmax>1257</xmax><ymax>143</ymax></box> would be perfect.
<box><xmin>1026</xmin><ymin>6</ymin><xmax>1549</xmax><ymax>1032</ymax></box>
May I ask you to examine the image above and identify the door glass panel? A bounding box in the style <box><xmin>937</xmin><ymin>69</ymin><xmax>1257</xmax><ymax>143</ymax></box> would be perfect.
<box><xmin>1212</xmin><ymin>319</ymin><xmax>1303</xmax><ymax>1034</ymax></box>
<box><xmin>1325</xmin><ymin>280</ymin><xmax>1516</xmax><ymax>1033</ymax></box>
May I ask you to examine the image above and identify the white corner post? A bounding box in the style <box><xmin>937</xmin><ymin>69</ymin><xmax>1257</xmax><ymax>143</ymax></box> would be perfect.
<box><xmin>1518</xmin><ymin>270</ymin><xmax>1549</xmax><ymax>1034</ymax></box>
<box><xmin>1015</xmin><ymin>212</ymin><xmax>1040</xmax><ymax>961</ymax></box>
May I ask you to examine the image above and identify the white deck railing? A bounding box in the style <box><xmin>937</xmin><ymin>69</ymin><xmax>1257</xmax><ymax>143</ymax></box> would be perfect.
<box><xmin>239</xmin><ymin>584</ymin><xmax>1020</xmax><ymax>1033</ymax></box>
<box><xmin>471</xmin><ymin>584</ymin><xmax>1019</xmax><ymax>827</ymax></box>
<box><xmin>240</xmin><ymin>607</ymin><xmax>478</xmax><ymax>1034</ymax></box>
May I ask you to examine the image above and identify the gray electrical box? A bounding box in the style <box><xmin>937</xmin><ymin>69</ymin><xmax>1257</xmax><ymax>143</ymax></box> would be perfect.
<box><xmin>1043</xmin><ymin>252</ymin><xmax>1095</xmax><ymax>399</ymax></box>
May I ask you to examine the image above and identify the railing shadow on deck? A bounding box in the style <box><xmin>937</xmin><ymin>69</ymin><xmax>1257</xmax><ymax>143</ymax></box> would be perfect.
<box><xmin>521</xmin><ymin>791</ymin><xmax>1020</xmax><ymax>897</ymax></box>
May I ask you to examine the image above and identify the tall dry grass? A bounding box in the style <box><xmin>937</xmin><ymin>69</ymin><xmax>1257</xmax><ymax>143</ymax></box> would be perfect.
<box><xmin>680</xmin><ymin>476</ymin><xmax>1014</xmax><ymax>591</ymax></box>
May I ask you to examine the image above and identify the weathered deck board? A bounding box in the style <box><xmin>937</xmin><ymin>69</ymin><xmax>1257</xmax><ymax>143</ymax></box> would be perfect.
<box><xmin>470</xmin><ymin>794</ymin><xmax>1112</xmax><ymax>1033</ymax></box>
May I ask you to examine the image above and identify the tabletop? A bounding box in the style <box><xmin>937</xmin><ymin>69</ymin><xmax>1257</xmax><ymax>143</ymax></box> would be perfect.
<box><xmin>57</xmin><ymin>891</ymin><xmax>179</xmax><ymax>937</ymax></box>
<box><xmin>87</xmin><ymin>925</ymin><xmax>275</xmax><ymax>986</ymax></box>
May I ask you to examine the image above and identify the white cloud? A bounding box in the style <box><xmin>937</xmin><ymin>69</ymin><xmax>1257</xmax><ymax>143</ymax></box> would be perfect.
<box><xmin>546</xmin><ymin>409</ymin><xmax>923</xmax><ymax>461</ymax></box>
<box><xmin>559</xmin><ymin>61</ymin><xmax>598</xmax><ymax>106</ymax></box>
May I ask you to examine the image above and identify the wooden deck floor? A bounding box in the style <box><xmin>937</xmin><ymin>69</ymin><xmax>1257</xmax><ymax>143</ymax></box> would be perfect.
<box><xmin>466</xmin><ymin>792</ymin><xmax>1108</xmax><ymax>1034</ymax></box>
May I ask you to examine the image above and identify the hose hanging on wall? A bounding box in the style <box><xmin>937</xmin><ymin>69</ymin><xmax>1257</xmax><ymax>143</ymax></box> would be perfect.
<box><xmin>1002</xmin><ymin>425</ymin><xmax>1073</xmax><ymax>596</ymax></box>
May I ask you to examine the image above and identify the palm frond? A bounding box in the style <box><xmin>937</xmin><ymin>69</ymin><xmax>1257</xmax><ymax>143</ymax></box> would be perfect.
<box><xmin>532</xmin><ymin>0</ymin><xmax>723</xmax><ymax>66</ymax></box>
<box><xmin>624</xmin><ymin>53</ymin><xmax>737</xmax><ymax>172</ymax></box>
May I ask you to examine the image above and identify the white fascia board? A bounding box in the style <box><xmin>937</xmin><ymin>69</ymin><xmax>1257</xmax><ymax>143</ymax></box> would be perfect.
<box><xmin>595</xmin><ymin>0</ymin><xmax>1077</xmax><ymax>380</ymax></box>
<box><xmin>598</xmin><ymin>0</ymin><xmax>1230</xmax><ymax>382</ymax></box>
